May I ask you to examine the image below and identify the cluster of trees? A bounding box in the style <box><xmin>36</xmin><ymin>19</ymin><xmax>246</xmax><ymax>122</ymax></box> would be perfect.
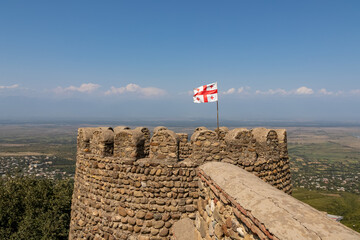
<box><xmin>0</xmin><ymin>176</ymin><xmax>73</xmax><ymax>240</ymax></box>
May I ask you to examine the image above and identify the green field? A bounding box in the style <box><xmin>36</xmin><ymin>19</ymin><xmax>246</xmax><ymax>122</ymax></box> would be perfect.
<box><xmin>289</xmin><ymin>142</ymin><xmax>360</xmax><ymax>164</ymax></box>
<box><xmin>292</xmin><ymin>188</ymin><xmax>360</xmax><ymax>232</ymax></box>
<box><xmin>0</xmin><ymin>124</ymin><xmax>77</xmax><ymax>160</ymax></box>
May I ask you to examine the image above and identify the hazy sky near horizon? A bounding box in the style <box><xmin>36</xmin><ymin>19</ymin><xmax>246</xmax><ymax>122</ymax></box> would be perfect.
<box><xmin>1</xmin><ymin>1</ymin><xmax>360</xmax><ymax>121</ymax></box>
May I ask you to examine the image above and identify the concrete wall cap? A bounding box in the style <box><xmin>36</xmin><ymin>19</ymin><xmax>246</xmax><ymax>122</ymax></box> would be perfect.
<box><xmin>200</xmin><ymin>162</ymin><xmax>360</xmax><ymax>240</ymax></box>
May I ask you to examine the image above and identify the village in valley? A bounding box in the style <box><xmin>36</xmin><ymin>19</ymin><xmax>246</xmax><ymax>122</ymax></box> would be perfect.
<box><xmin>0</xmin><ymin>155</ymin><xmax>74</xmax><ymax>179</ymax></box>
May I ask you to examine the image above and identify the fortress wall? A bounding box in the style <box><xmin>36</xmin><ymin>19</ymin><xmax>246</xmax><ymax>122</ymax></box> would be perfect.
<box><xmin>114</xmin><ymin>129</ymin><xmax>145</xmax><ymax>160</ymax></box>
<box><xmin>135</xmin><ymin>127</ymin><xmax>151</xmax><ymax>157</ymax></box>
<box><xmin>195</xmin><ymin>162</ymin><xmax>360</xmax><ymax>240</ymax></box>
<box><xmin>223</xmin><ymin>128</ymin><xmax>291</xmax><ymax>194</ymax></box>
<box><xmin>217</xmin><ymin>126</ymin><xmax>229</xmax><ymax>154</ymax></box>
<box><xmin>80</xmin><ymin>126</ymin><xmax>291</xmax><ymax>193</ymax></box>
<box><xmin>90</xmin><ymin>127</ymin><xmax>115</xmax><ymax>157</ymax></box>
<box><xmin>177</xmin><ymin>133</ymin><xmax>192</xmax><ymax>159</ymax></box>
<box><xmin>76</xmin><ymin>126</ymin><xmax>292</xmax><ymax>194</ymax></box>
<box><xmin>70</xmin><ymin>126</ymin><xmax>293</xmax><ymax>239</ymax></box>
<box><xmin>190</xmin><ymin>129</ymin><xmax>221</xmax><ymax>164</ymax></box>
<box><xmin>77</xmin><ymin>127</ymin><xmax>97</xmax><ymax>153</ymax></box>
<box><xmin>69</xmin><ymin>153</ymin><xmax>199</xmax><ymax>239</ymax></box>
<box><xmin>149</xmin><ymin>129</ymin><xmax>179</xmax><ymax>161</ymax></box>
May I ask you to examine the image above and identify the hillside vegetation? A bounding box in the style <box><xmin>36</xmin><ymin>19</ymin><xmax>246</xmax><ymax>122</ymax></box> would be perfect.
<box><xmin>0</xmin><ymin>176</ymin><xmax>73</xmax><ymax>240</ymax></box>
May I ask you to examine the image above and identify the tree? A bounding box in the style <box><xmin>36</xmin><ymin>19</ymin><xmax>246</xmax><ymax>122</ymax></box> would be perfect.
<box><xmin>0</xmin><ymin>176</ymin><xmax>73</xmax><ymax>240</ymax></box>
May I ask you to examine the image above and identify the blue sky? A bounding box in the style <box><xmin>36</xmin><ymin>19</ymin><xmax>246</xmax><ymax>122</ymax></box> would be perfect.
<box><xmin>0</xmin><ymin>1</ymin><xmax>360</xmax><ymax>121</ymax></box>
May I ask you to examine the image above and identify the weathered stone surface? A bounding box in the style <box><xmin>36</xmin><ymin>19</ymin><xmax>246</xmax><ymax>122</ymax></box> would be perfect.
<box><xmin>153</xmin><ymin>220</ymin><xmax>165</xmax><ymax>229</ymax></box>
<box><xmin>145</xmin><ymin>212</ymin><xmax>154</xmax><ymax>220</ymax></box>
<box><xmin>118</xmin><ymin>207</ymin><xmax>127</xmax><ymax>217</ymax></box>
<box><xmin>150</xmin><ymin>129</ymin><xmax>179</xmax><ymax>161</ymax></box>
<box><xmin>159</xmin><ymin>228</ymin><xmax>169</xmax><ymax>237</ymax></box>
<box><xmin>69</xmin><ymin>125</ymin><xmax>300</xmax><ymax>240</ymax></box>
<box><xmin>172</xmin><ymin>218</ymin><xmax>197</xmax><ymax>240</ymax></box>
<box><xmin>200</xmin><ymin>162</ymin><xmax>360</xmax><ymax>240</ymax></box>
<box><xmin>214</xmin><ymin>223</ymin><xmax>223</xmax><ymax>238</ymax></box>
<box><xmin>136</xmin><ymin>211</ymin><xmax>146</xmax><ymax>219</ymax></box>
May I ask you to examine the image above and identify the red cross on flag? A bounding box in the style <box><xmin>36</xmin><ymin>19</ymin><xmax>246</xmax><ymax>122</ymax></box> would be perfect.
<box><xmin>193</xmin><ymin>82</ymin><xmax>218</xmax><ymax>103</ymax></box>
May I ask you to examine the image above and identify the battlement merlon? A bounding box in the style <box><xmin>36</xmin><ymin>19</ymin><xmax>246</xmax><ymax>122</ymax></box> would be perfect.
<box><xmin>70</xmin><ymin>125</ymin><xmax>293</xmax><ymax>239</ymax></box>
<box><xmin>77</xmin><ymin>126</ymin><xmax>288</xmax><ymax>163</ymax></box>
<box><xmin>76</xmin><ymin>125</ymin><xmax>290</xmax><ymax>193</ymax></box>
<box><xmin>77</xmin><ymin>126</ymin><xmax>287</xmax><ymax>160</ymax></box>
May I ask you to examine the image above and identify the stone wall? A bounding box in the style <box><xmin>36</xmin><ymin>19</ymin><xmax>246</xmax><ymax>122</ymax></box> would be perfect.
<box><xmin>191</xmin><ymin>129</ymin><xmax>220</xmax><ymax>164</ymax></box>
<box><xmin>70</xmin><ymin>125</ymin><xmax>294</xmax><ymax>239</ymax></box>
<box><xmin>223</xmin><ymin>128</ymin><xmax>291</xmax><ymax>193</ymax></box>
<box><xmin>177</xmin><ymin>133</ymin><xmax>191</xmax><ymax>160</ymax></box>
<box><xmin>90</xmin><ymin>127</ymin><xmax>114</xmax><ymax>157</ymax></box>
<box><xmin>149</xmin><ymin>129</ymin><xmax>179</xmax><ymax>161</ymax></box>
<box><xmin>69</xmin><ymin>154</ymin><xmax>199</xmax><ymax>239</ymax></box>
<box><xmin>114</xmin><ymin>129</ymin><xmax>145</xmax><ymax>160</ymax></box>
<box><xmin>192</xmin><ymin>162</ymin><xmax>360</xmax><ymax>240</ymax></box>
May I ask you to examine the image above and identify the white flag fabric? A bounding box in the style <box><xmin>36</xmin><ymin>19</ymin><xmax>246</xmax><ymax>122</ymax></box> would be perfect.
<box><xmin>193</xmin><ymin>82</ymin><xmax>218</xmax><ymax>103</ymax></box>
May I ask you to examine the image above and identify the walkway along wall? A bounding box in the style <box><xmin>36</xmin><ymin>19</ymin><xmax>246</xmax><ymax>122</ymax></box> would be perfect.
<box><xmin>69</xmin><ymin>126</ymin><xmax>298</xmax><ymax>239</ymax></box>
<box><xmin>191</xmin><ymin>162</ymin><xmax>360</xmax><ymax>240</ymax></box>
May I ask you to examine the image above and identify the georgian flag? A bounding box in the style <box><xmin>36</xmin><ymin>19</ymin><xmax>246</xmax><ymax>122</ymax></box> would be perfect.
<box><xmin>193</xmin><ymin>82</ymin><xmax>218</xmax><ymax>103</ymax></box>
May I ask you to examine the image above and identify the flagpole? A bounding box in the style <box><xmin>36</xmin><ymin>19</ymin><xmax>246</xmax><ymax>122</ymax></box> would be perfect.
<box><xmin>217</xmin><ymin>100</ymin><xmax>219</xmax><ymax>139</ymax></box>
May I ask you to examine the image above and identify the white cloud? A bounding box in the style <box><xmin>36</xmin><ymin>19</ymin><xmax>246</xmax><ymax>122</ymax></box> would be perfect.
<box><xmin>237</xmin><ymin>87</ymin><xmax>244</xmax><ymax>93</ymax></box>
<box><xmin>295</xmin><ymin>86</ymin><xmax>314</xmax><ymax>95</ymax></box>
<box><xmin>255</xmin><ymin>86</ymin><xmax>315</xmax><ymax>96</ymax></box>
<box><xmin>0</xmin><ymin>84</ymin><xmax>19</xmax><ymax>89</ymax></box>
<box><xmin>319</xmin><ymin>88</ymin><xmax>333</xmax><ymax>95</ymax></box>
<box><xmin>66</xmin><ymin>83</ymin><xmax>100</xmax><ymax>93</ymax></box>
<box><xmin>222</xmin><ymin>87</ymin><xmax>248</xmax><ymax>95</ymax></box>
<box><xmin>223</xmin><ymin>88</ymin><xmax>235</xmax><ymax>95</ymax></box>
<box><xmin>54</xmin><ymin>83</ymin><xmax>100</xmax><ymax>94</ymax></box>
<box><xmin>350</xmin><ymin>89</ymin><xmax>360</xmax><ymax>95</ymax></box>
<box><xmin>105</xmin><ymin>83</ymin><xmax>166</xmax><ymax>97</ymax></box>
<box><xmin>256</xmin><ymin>88</ymin><xmax>288</xmax><ymax>95</ymax></box>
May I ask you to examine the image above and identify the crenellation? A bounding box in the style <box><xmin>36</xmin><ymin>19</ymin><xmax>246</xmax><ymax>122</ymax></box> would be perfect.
<box><xmin>217</xmin><ymin>126</ymin><xmax>229</xmax><ymax>140</ymax></box>
<box><xmin>77</xmin><ymin>127</ymin><xmax>98</xmax><ymax>153</ymax></box>
<box><xmin>149</xmin><ymin>129</ymin><xmax>179</xmax><ymax>161</ymax></box>
<box><xmin>135</xmin><ymin>127</ymin><xmax>151</xmax><ymax>157</ymax></box>
<box><xmin>70</xmin><ymin>125</ymin><xmax>295</xmax><ymax>239</ymax></box>
<box><xmin>194</xmin><ymin>126</ymin><xmax>208</xmax><ymax>132</ymax></box>
<box><xmin>114</xmin><ymin>129</ymin><xmax>145</xmax><ymax>160</ymax></box>
<box><xmin>113</xmin><ymin>126</ymin><xmax>131</xmax><ymax>133</ymax></box>
<box><xmin>224</xmin><ymin>128</ymin><xmax>256</xmax><ymax>165</ymax></box>
<box><xmin>153</xmin><ymin>126</ymin><xmax>168</xmax><ymax>133</ymax></box>
<box><xmin>177</xmin><ymin>133</ymin><xmax>191</xmax><ymax>160</ymax></box>
<box><xmin>90</xmin><ymin>127</ymin><xmax>115</xmax><ymax>157</ymax></box>
<box><xmin>190</xmin><ymin>129</ymin><xmax>220</xmax><ymax>164</ymax></box>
